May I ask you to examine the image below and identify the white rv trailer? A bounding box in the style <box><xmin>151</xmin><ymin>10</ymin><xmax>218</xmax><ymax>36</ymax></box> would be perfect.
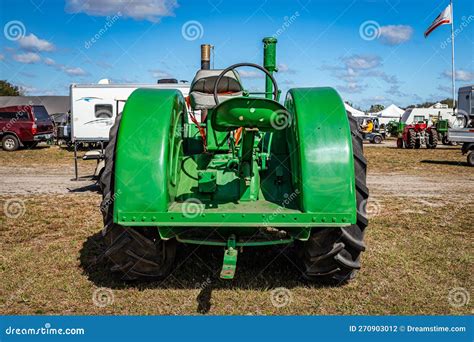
<box><xmin>401</xmin><ymin>107</ymin><xmax>460</xmax><ymax>126</ymax></box>
<box><xmin>70</xmin><ymin>83</ymin><xmax>191</xmax><ymax>179</ymax></box>
<box><xmin>70</xmin><ymin>83</ymin><xmax>190</xmax><ymax>142</ymax></box>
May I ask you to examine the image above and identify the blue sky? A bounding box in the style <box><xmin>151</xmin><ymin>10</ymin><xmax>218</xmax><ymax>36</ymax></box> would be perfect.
<box><xmin>0</xmin><ymin>0</ymin><xmax>473</xmax><ymax>109</ymax></box>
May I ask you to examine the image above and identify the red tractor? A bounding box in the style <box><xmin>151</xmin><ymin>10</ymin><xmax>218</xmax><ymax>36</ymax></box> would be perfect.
<box><xmin>397</xmin><ymin>121</ymin><xmax>438</xmax><ymax>149</ymax></box>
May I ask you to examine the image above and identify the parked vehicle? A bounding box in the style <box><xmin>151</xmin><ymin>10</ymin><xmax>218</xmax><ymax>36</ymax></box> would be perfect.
<box><xmin>100</xmin><ymin>38</ymin><xmax>369</xmax><ymax>282</ymax></box>
<box><xmin>0</xmin><ymin>105</ymin><xmax>54</xmax><ymax>151</ymax></box>
<box><xmin>70</xmin><ymin>82</ymin><xmax>191</xmax><ymax>179</ymax></box>
<box><xmin>355</xmin><ymin>116</ymin><xmax>384</xmax><ymax>144</ymax></box>
<box><xmin>385</xmin><ymin>120</ymin><xmax>399</xmax><ymax>137</ymax></box>
<box><xmin>70</xmin><ymin>82</ymin><xmax>190</xmax><ymax>143</ymax></box>
<box><xmin>50</xmin><ymin>111</ymin><xmax>71</xmax><ymax>146</ymax></box>
<box><xmin>401</xmin><ymin>107</ymin><xmax>457</xmax><ymax>126</ymax></box>
<box><xmin>448</xmin><ymin>85</ymin><xmax>474</xmax><ymax>166</ymax></box>
<box><xmin>397</xmin><ymin>121</ymin><xmax>438</xmax><ymax>149</ymax></box>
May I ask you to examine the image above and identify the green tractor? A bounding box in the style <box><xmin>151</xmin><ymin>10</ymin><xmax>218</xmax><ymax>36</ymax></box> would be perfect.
<box><xmin>100</xmin><ymin>38</ymin><xmax>368</xmax><ymax>283</ymax></box>
<box><xmin>386</xmin><ymin>120</ymin><xmax>400</xmax><ymax>137</ymax></box>
<box><xmin>434</xmin><ymin>118</ymin><xmax>456</xmax><ymax>145</ymax></box>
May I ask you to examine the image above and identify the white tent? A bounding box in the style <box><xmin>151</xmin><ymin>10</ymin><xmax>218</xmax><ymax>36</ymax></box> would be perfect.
<box><xmin>344</xmin><ymin>102</ymin><xmax>365</xmax><ymax>117</ymax></box>
<box><xmin>374</xmin><ymin>104</ymin><xmax>404</xmax><ymax>125</ymax></box>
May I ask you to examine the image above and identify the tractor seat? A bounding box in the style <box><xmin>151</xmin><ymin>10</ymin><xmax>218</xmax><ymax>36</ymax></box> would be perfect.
<box><xmin>189</xmin><ymin>69</ymin><xmax>243</xmax><ymax>110</ymax></box>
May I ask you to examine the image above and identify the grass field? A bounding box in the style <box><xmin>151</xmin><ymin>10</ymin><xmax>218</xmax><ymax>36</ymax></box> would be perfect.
<box><xmin>0</xmin><ymin>142</ymin><xmax>472</xmax><ymax>315</ymax></box>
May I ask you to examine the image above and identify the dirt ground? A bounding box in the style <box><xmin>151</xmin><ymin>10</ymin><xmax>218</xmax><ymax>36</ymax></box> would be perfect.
<box><xmin>0</xmin><ymin>141</ymin><xmax>472</xmax><ymax>315</ymax></box>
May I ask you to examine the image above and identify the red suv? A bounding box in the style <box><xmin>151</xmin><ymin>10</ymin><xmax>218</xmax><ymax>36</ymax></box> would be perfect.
<box><xmin>0</xmin><ymin>105</ymin><xmax>54</xmax><ymax>151</ymax></box>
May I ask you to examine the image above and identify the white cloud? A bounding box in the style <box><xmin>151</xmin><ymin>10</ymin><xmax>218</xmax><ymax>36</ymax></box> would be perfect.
<box><xmin>379</xmin><ymin>25</ymin><xmax>413</xmax><ymax>45</ymax></box>
<box><xmin>278</xmin><ymin>63</ymin><xmax>296</xmax><ymax>74</ymax></box>
<box><xmin>239</xmin><ymin>70</ymin><xmax>264</xmax><ymax>79</ymax></box>
<box><xmin>18</xmin><ymin>34</ymin><xmax>55</xmax><ymax>51</ymax></box>
<box><xmin>13</xmin><ymin>52</ymin><xmax>41</xmax><ymax>64</ymax></box>
<box><xmin>44</xmin><ymin>57</ymin><xmax>56</xmax><ymax>66</ymax></box>
<box><xmin>65</xmin><ymin>0</ymin><xmax>178</xmax><ymax>22</ymax></box>
<box><xmin>330</xmin><ymin>54</ymin><xmax>400</xmax><ymax>95</ymax></box>
<box><xmin>149</xmin><ymin>69</ymin><xmax>171</xmax><ymax>78</ymax></box>
<box><xmin>0</xmin><ymin>54</ymin><xmax>4</xmax><ymax>61</ymax></box>
<box><xmin>343</xmin><ymin>55</ymin><xmax>381</xmax><ymax>70</ymax></box>
<box><xmin>339</xmin><ymin>82</ymin><xmax>367</xmax><ymax>94</ymax></box>
<box><xmin>63</xmin><ymin>67</ymin><xmax>88</xmax><ymax>76</ymax></box>
<box><xmin>443</xmin><ymin>69</ymin><xmax>474</xmax><ymax>82</ymax></box>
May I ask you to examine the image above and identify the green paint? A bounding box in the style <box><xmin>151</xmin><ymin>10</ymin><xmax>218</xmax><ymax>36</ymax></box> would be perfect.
<box><xmin>284</xmin><ymin>88</ymin><xmax>356</xmax><ymax>220</ymax></box>
<box><xmin>436</xmin><ymin>119</ymin><xmax>449</xmax><ymax>133</ymax></box>
<box><xmin>112</xmin><ymin>39</ymin><xmax>359</xmax><ymax>280</ymax></box>
<box><xmin>114</xmin><ymin>89</ymin><xmax>185</xmax><ymax>218</ymax></box>
<box><xmin>212</xmin><ymin>97</ymin><xmax>288</xmax><ymax>132</ymax></box>
<box><xmin>220</xmin><ymin>235</ymin><xmax>238</xmax><ymax>279</ymax></box>
<box><xmin>198</xmin><ymin>170</ymin><xmax>217</xmax><ymax>193</ymax></box>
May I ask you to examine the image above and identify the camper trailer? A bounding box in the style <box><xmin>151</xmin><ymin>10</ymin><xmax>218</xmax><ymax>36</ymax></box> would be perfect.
<box><xmin>70</xmin><ymin>82</ymin><xmax>191</xmax><ymax>178</ymax></box>
<box><xmin>401</xmin><ymin>107</ymin><xmax>459</xmax><ymax>126</ymax></box>
<box><xmin>70</xmin><ymin>83</ymin><xmax>190</xmax><ymax>142</ymax></box>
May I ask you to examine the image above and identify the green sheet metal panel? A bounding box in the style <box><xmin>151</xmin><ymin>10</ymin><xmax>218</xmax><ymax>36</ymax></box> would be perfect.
<box><xmin>285</xmin><ymin>87</ymin><xmax>356</xmax><ymax>223</ymax></box>
<box><xmin>212</xmin><ymin>97</ymin><xmax>288</xmax><ymax>132</ymax></box>
<box><xmin>113</xmin><ymin>88</ymin><xmax>185</xmax><ymax>222</ymax></box>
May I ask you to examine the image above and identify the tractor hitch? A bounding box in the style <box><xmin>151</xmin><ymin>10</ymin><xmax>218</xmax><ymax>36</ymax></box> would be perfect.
<box><xmin>220</xmin><ymin>235</ymin><xmax>238</xmax><ymax>279</ymax></box>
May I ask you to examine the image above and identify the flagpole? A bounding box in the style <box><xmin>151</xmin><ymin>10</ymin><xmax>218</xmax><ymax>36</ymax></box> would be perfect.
<box><xmin>450</xmin><ymin>0</ymin><xmax>456</xmax><ymax>110</ymax></box>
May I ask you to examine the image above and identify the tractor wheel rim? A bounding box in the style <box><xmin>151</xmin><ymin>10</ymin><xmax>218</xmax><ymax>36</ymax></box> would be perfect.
<box><xmin>4</xmin><ymin>139</ymin><xmax>14</xmax><ymax>149</ymax></box>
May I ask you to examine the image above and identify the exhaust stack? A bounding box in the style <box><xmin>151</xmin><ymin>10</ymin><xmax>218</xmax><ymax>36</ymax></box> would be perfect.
<box><xmin>201</xmin><ymin>44</ymin><xmax>211</xmax><ymax>70</ymax></box>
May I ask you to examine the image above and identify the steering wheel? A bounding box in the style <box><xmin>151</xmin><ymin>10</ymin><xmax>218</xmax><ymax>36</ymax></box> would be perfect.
<box><xmin>213</xmin><ymin>63</ymin><xmax>279</xmax><ymax>106</ymax></box>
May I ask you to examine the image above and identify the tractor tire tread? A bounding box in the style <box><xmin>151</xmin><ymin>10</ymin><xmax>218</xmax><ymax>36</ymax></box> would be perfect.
<box><xmin>302</xmin><ymin>113</ymin><xmax>368</xmax><ymax>284</ymax></box>
<box><xmin>100</xmin><ymin>113</ymin><xmax>176</xmax><ymax>281</ymax></box>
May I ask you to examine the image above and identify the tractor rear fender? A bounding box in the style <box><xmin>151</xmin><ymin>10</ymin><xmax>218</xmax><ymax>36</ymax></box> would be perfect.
<box><xmin>285</xmin><ymin>87</ymin><xmax>357</xmax><ymax>223</ymax></box>
<box><xmin>113</xmin><ymin>89</ymin><xmax>186</xmax><ymax>222</ymax></box>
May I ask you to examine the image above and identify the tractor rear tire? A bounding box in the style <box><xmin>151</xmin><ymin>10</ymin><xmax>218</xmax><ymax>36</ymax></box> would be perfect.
<box><xmin>415</xmin><ymin>138</ymin><xmax>421</xmax><ymax>149</ymax></box>
<box><xmin>100</xmin><ymin>113</ymin><xmax>177</xmax><ymax>281</ymax></box>
<box><xmin>426</xmin><ymin>129</ymin><xmax>438</xmax><ymax>149</ymax></box>
<box><xmin>442</xmin><ymin>135</ymin><xmax>450</xmax><ymax>145</ymax></box>
<box><xmin>406</xmin><ymin>129</ymin><xmax>415</xmax><ymax>149</ymax></box>
<box><xmin>396</xmin><ymin>138</ymin><xmax>403</xmax><ymax>148</ymax></box>
<box><xmin>301</xmin><ymin>114</ymin><xmax>368</xmax><ymax>284</ymax></box>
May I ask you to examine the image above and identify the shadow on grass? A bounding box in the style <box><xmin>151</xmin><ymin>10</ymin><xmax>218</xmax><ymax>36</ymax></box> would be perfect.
<box><xmin>68</xmin><ymin>182</ymin><xmax>100</xmax><ymax>193</ymax></box>
<box><xmin>420</xmin><ymin>160</ymin><xmax>468</xmax><ymax>167</ymax></box>
<box><xmin>79</xmin><ymin>231</ymin><xmax>334</xmax><ymax>313</ymax></box>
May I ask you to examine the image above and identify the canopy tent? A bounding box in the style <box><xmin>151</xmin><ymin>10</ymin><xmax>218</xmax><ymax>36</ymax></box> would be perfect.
<box><xmin>344</xmin><ymin>102</ymin><xmax>365</xmax><ymax>117</ymax></box>
<box><xmin>373</xmin><ymin>104</ymin><xmax>404</xmax><ymax>125</ymax></box>
<box><xmin>375</xmin><ymin>104</ymin><xmax>404</xmax><ymax>117</ymax></box>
